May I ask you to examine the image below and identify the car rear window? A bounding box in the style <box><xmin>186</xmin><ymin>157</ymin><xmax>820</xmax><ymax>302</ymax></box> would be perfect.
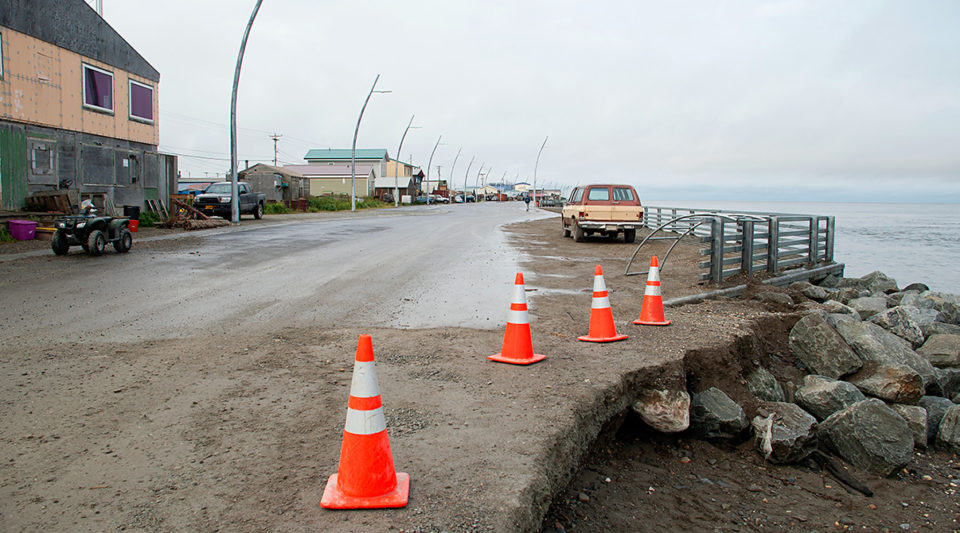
<box><xmin>587</xmin><ymin>188</ymin><xmax>610</xmax><ymax>201</ymax></box>
<box><xmin>570</xmin><ymin>188</ymin><xmax>583</xmax><ymax>203</ymax></box>
<box><xmin>613</xmin><ymin>187</ymin><xmax>635</xmax><ymax>202</ymax></box>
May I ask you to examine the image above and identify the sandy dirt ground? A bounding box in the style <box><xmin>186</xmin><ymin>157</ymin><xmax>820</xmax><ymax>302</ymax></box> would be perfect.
<box><xmin>2</xmin><ymin>213</ymin><xmax>958</xmax><ymax>532</ymax></box>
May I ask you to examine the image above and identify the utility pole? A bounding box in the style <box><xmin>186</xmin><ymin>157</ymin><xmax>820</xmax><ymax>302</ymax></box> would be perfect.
<box><xmin>229</xmin><ymin>0</ymin><xmax>263</xmax><ymax>224</ymax></box>
<box><xmin>270</xmin><ymin>133</ymin><xmax>282</xmax><ymax>166</ymax></box>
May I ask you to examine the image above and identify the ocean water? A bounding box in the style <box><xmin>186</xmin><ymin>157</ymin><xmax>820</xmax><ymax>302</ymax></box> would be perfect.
<box><xmin>647</xmin><ymin>201</ymin><xmax>960</xmax><ymax>294</ymax></box>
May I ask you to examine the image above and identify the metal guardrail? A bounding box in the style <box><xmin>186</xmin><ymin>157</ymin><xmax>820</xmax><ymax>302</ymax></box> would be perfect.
<box><xmin>632</xmin><ymin>206</ymin><xmax>836</xmax><ymax>285</ymax></box>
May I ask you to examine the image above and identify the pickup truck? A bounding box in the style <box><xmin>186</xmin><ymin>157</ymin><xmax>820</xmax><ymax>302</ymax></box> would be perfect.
<box><xmin>561</xmin><ymin>184</ymin><xmax>644</xmax><ymax>243</ymax></box>
<box><xmin>192</xmin><ymin>182</ymin><xmax>265</xmax><ymax>220</ymax></box>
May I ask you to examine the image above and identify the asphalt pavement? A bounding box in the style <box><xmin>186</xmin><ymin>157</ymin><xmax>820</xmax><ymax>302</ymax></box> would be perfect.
<box><xmin>0</xmin><ymin>203</ymin><xmax>555</xmax><ymax>348</ymax></box>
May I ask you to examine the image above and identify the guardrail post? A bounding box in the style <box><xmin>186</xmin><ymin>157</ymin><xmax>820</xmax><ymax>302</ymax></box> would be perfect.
<box><xmin>808</xmin><ymin>216</ymin><xmax>819</xmax><ymax>265</ymax></box>
<box><xmin>824</xmin><ymin>216</ymin><xmax>835</xmax><ymax>262</ymax></box>
<box><xmin>767</xmin><ymin>216</ymin><xmax>779</xmax><ymax>274</ymax></box>
<box><xmin>710</xmin><ymin>217</ymin><xmax>723</xmax><ymax>285</ymax></box>
<box><xmin>741</xmin><ymin>219</ymin><xmax>754</xmax><ymax>275</ymax></box>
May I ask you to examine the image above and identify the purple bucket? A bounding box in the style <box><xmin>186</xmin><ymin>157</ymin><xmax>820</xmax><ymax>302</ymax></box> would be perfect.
<box><xmin>8</xmin><ymin>220</ymin><xmax>38</xmax><ymax>241</ymax></box>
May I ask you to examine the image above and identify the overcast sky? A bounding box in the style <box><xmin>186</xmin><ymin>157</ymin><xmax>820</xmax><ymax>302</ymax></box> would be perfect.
<box><xmin>98</xmin><ymin>0</ymin><xmax>959</xmax><ymax>202</ymax></box>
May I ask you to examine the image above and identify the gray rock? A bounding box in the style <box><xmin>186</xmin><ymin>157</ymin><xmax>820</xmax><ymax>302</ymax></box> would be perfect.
<box><xmin>917</xmin><ymin>334</ymin><xmax>960</xmax><ymax>368</ymax></box>
<box><xmin>752</xmin><ymin>402</ymin><xmax>818</xmax><ymax>463</ymax></box>
<box><xmin>690</xmin><ymin>387</ymin><xmax>749</xmax><ymax>440</ymax></box>
<box><xmin>935</xmin><ymin>405</ymin><xmax>960</xmax><ymax>453</ymax></box>
<box><xmin>794</xmin><ymin>374</ymin><xmax>867</xmax><ymax>421</ymax></box>
<box><xmin>788</xmin><ymin>314</ymin><xmax>862</xmax><ymax>378</ymax></box>
<box><xmin>817</xmin><ymin>399</ymin><xmax>914</xmax><ymax>476</ymax></box>
<box><xmin>754</xmin><ymin>291</ymin><xmax>794</xmax><ymax>305</ymax></box>
<box><xmin>846</xmin><ymin>362</ymin><xmax>924</xmax><ymax>404</ymax></box>
<box><xmin>820</xmin><ymin>273</ymin><xmax>842</xmax><ymax>288</ymax></box>
<box><xmin>820</xmin><ymin>300</ymin><xmax>860</xmax><ymax>319</ymax></box>
<box><xmin>632</xmin><ymin>389</ymin><xmax>691</xmax><ymax>433</ymax></box>
<box><xmin>848</xmin><ymin>297</ymin><xmax>890</xmax><ymax>320</ymax></box>
<box><xmin>917</xmin><ymin>396</ymin><xmax>955</xmax><ymax>443</ymax></box>
<box><xmin>919</xmin><ymin>291</ymin><xmax>960</xmax><ymax>325</ymax></box>
<box><xmin>929</xmin><ymin>322</ymin><xmax>960</xmax><ymax>336</ymax></box>
<box><xmin>858</xmin><ymin>271</ymin><xmax>900</xmax><ymax>294</ymax></box>
<box><xmin>903</xmin><ymin>307</ymin><xmax>944</xmax><ymax>338</ymax></box>
<box><xmin>835</xmin><ymin>287</ymin><xmax>867</xmax><ymax>305</ymax></box>
<box><xmin>868</xmin><ymin>306</ymin><xmax>925</xmax><ymax>348</ymax></box>
<box><xmin>902</xmin><ymin>283</ymin><xmax>930</xmax><ymax>293</ymax></box>
<box><xmin>791</xmin><ymin>282</ymin><xmax>829</xmax><ymax>302</ymax></box>
<box><xmin>834</xmin><ymin>320</ymin><xmax>937</xmax><ymax>391</ymax></box>
<box><xmin>955</xmin><ymin>394</ymin><xmax>959</xmax><ymax>404</ymax></box>
<box><xmin>889</xmin><ymin>404</ymin><xmax>928</xmax><ymax>449</ymax></box>
<box><xmin>745</xmin><ymin>367</ymin><xmax>785</xmax><ymax>402</ymax></box>
<box><xmin>935</xmin><ymin>367</ymin><xmax>960</xmax><ymax>399</ymax></box>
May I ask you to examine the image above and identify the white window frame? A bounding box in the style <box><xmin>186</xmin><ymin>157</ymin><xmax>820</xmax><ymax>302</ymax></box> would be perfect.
<box><xmin>82</xmin><ymin>63</ymin><xmax>114</xmax><ymax>114</ymax></box>
<box><xmin>128</xmin><ymin>79</ymin><xmax>154</xmax><ymax>123</ymax></box>
<box><xmin>1</xmin><ymin>30</ymin><xmax>5</xmax><ymax>78</ymax></box>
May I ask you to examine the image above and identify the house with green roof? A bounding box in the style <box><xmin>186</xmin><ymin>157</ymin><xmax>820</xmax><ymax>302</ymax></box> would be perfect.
<box><xmin>303</xmin><ymin>148</ymin><xmax>418</xmax><ymax>181</ymax></box>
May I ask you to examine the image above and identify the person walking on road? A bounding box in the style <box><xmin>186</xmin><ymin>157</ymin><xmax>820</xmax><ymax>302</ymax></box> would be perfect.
<box><xmin>524</xmin><ymin>194</ymin><xmax>531</xmax><ymax>211</ymax></box>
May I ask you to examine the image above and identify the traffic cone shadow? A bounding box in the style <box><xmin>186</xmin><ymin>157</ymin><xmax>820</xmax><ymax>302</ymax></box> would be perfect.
<box><xmin>489</xmin><ymin>272</ymin><xmax>546</xmax><ymax>365</ymax></box>
<box><xmin>321</xmin><ymin>334</ymin><xmax>409</xmax><ymax>509</ymax></box>
<box><xmin>633</xmin><ymin>256</ymin><xmax>671</xmax><ymax>326</ymax></box>
<box><xmin>578</xmin><ymin>265</ymin><xmax>629</xmax><ymax>343</ymax></box>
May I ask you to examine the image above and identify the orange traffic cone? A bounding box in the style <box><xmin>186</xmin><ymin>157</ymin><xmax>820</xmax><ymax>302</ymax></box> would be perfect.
<box><xmin>578</xmin><ymin>265</ymin><xmax>629</xmax><ymax>343</ymax></box>
<box><xmin>321</xmin><ymin>334</ymin><xmax>409</xmax><ymax>509</ymax></box>
<box><xmin>633</xmin><ymin>256</ymin><xmax>671</xmax><ymax>326</ymax></box>
<box><xmin>489</xmin><ymin>272</ymin><xmax>546</xmax><ymax>365</ymax></box>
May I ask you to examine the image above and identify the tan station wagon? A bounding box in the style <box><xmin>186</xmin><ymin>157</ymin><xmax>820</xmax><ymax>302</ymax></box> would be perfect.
<box><xmin>561</xmin><ymin>184</ymin><xmax>644</xmax><ymax>243</ymax></box>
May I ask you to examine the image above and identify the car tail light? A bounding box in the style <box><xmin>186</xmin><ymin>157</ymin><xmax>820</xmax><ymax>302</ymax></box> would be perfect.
<box><xmin>578</xmin><ymin>211</ymin><xmax>586</xmax><ymax>219</ymax></box>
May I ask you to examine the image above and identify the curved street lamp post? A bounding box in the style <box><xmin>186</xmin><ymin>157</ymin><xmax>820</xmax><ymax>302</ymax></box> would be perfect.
<box><xmin>425</xmin><ymin>135</ymin><xmax>443</xmax><ymax>205</ymax></box>
<box><xmin>229</xmin><ymin>0</ymin><xmax>263</xmax><ymax>223</ymax></box>
<box><xmin>394</xmin><ymin>114</ymin><xmax>419</xmax><ymax>207</ymax></box>
<box><xmin>351</xmin><ymin>74</ymin><xmax>391</xmax><ymax>212</ymax></box>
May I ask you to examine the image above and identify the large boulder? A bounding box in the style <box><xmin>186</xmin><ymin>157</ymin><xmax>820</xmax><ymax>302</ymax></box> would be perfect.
<box><xmin>820</xmin><ymin>300</ymin><xmax>860</xmax><ymax>318</ymax></box>
<box><xmin>689</xmin><ymin>387</ymin><xmax>749</xmax><ymax>440</ymax></box>
<box><xmin>917</xmin><ymin>334</ymin><xmax>960</xmax><ymax>368</ymax></box>
<box><xmin>631</xmin><ymin>389</ymin><xmax>690</xmax><ymax>433</ymax></box>
<box><xmin>846</xmin><ymin>362</ymin><xmax>924</xmax><ymax>404</ymax></box>
<box><xmin>867</xmin><ymin>306</ymin><xmax>925</xmax><ymax>348</ymax></box>
<box><xmin>834</xmin><ymin>320</ymin><xmax>937</xmax><ymax>391</ymax></box>
<box><xmin>794</xmin><ymin>374</ymin><xmax>867</xmax><ymax>421</ymax></box>
<box><xmin>745</xmin><ymin>367</ymin><xmax>786</xmax><ymax>402</ymax></box>
<box><xmin>935</xmin><ymin>405</ymin><xmax>960</xmax><ymax>453</ymax></box>
<box><xmin>889</xmin><ymin>404</ymin><xmax>928</xmax><ymax>449</ymax></box>
<box><xmin>857</xmin><ymin>271</ymin><xmax>899</xmax><ymax>294</ymax></box>
<box><xmin>790</xmin><ymin>281</ymin><xmax>829</xmax><ymax>302</ymax></box>
<box><xmin>788</xmin><ymin>314</ymin><xmax>862</xmax><ymax>378</ymax></box>
<box><xmin>935</xmin><ymin>367</ymin><xmax>960</xmax><ymax>399</ymax></box>
<box><xmin>817</xmin><ymin>399</ymin><xmax>914</xmax><ymax>476</ymax></box>
<box><xmin>918</xmin><ymin>396</ymin><xmax>956</xmax><ymax>443</ymax></box>
<box><xmin>834</xmin><ymin>287</ymin><xmax>868</xmax><ymax>305</ymax></box>
<box><xmin>848</xmin><ymin>297</ymin><xmax>890</xmax><ymax>320</ymax></box>
<box><xmin>903</xmin><ymin>306</ymin><xmax>943</xmax><ymax>338</ymax></box>
<box><xmin>920</xmin><ymin>292</ymin><xmax>960</xmax><ymax>325</ymax></box>
<box><xmin>752</xmin><ymin>402</ymin><xmax>818</xmax><ymax>463</ymax></box>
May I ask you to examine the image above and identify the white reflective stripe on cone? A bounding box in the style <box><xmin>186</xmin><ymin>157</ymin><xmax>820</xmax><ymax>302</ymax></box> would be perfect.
<box><xmin>512</xmin><ymin>284</ymin><xmax>527</xmax><ymax>305</ymax></box>
<box><xmin>649</xmin><ymin>266</ymin><xmax>661</xmax><ymax>283</ymax></box>
<box><xmin>592</xmin><ymin>275</ymin><xmax>606</xmax><ymax>292</ymax></box>
<box><xmin>645</xmin><ymin>284</ymin><xmax>663</xmax><ymax>296</ymax></box>
<box><xmin>507</xmin><ymin>309</ymin><xmax>529</xmax><ymax>324</ymax></box>
<box><xmin>345</xmin><ymin>406</ymin><xmax>387</xmax><ymax>435</ymax></box>
<box><xmin>591</xmin><ymin>296</ymin><xmax>611</xmax><ymax>309</ymax></box>
<box><xmin>350</xmin><ymin>361</ymin><xmax>381</xmax><ymax>398</ymax></box>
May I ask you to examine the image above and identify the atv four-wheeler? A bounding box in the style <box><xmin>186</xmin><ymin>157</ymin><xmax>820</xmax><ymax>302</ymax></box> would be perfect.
<box><xmin>51</xmin><ymin>209</ymin><xmax>133</xmax><ymax>256</ymax></box>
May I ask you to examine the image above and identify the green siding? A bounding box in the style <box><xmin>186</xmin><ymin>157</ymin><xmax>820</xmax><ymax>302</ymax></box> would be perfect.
<box><xmin>0</xmin><ymin>124</ymin><xmax>29</xmax><ymax>210</ymax></box>
<box><xmin>144</xmin><ymin>188</ymin><xmax>158</xmax><ymax>201</ymax></box>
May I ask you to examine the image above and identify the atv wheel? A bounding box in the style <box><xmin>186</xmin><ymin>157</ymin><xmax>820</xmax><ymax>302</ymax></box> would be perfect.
<box><xmin>51</xmin><ymin>230</ymin><xmax>69</xmax><ymax>256</ymax></box>
<box><xmin>113</xmin><ymin>229</ymin><xmax>133</xmax><ymax>253</ymax></box>
<box><xmin>253</xmin><ymin>203</ymin><xmax>263</xmax><ymax>220</ymax></box>
<box><xmin>87</xmin><ymin>229</ymin><xmax>106</xmax><ymax>256</ymax></box>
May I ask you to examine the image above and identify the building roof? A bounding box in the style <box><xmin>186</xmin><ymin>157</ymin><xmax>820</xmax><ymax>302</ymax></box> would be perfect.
<box><xmin>0</xmin><ymin>0</ymin><xmax>160</xmax><ymax>82</ymax></box>
<box><xmin>374</xmin><ymin>177</ymin><xmax>412</xmax><ymax>188</ymax></box>
<box><xmin>304</xmin><ymin>148</ymin><xmax>389</xmax><ymax>161</ymax></box>
<box><xmin>239</xmin><ymin>163</ymin><xmax>305</xmax><ymax>179</ymax></box>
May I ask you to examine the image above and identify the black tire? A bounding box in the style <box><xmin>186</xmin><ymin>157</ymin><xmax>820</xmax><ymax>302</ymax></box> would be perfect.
<box><xmin>573</xmin><ymin>220</ymin><xmax>586</xmax><ymax>242</ymax></box>
<box><xmin>87</xmin><ymin>229</ymin><xmax>106</xmax><ymax>256</ymax></box>
<box><xmin>623</xmin><ymin>229</ymin><xmax>636</xmax><ymax>243</ymax></box>
<box><xmin>113</xmin><ymin>229</ymin><xmax>133</xmax><ymax>253</ymax></box>
<box><xmin>253</xmin><ymin>203</ymin><xmax>263</xmax><ymax>220</ymax></box>
<box><xmin>51</xmin><ymin>230</ymin><xmax>69</xmax><ymax>256</ymax></box>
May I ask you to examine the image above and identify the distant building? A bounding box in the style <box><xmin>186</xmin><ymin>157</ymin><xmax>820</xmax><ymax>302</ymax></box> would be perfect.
<box><xmin>239</xmin><ymin>163</ymin><xmax>308</xmax><ymax>203</ymax></box>
<box><xmin>0</xmin><ymin>0</ymin><xmax>176</xmax><ymax>212</ymax></box>
<box><xmin>284</xmin><ymin>163</ymin><xmax>378</xmax><ymax>197</ymax></box>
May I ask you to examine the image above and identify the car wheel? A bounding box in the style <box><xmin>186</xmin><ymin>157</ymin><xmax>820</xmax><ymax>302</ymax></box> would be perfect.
<box><xmin>87</xmin><ymin>229</ymin><xmax>106</xmax><ymax>256</ymax></box>
<box><xmin>51</xmin><ymin>230</ymin><xmax>69</xmax><ymax>256</ymax></box>
<box><xmin>573</xmin><ymin>220</ymin><xmax>586</xmax><ymax>242</ymax></box>
<box><xmin>113</xmin><ymin>229</ymin><xmax>133</xmax><ymax>253</ymax></box>
<box><xmin>623</xmin><ymin>229</ymin><xmax>636</xmax><ymax>243</ymax></box>
<box><xmin>253</xmin><ymin>203</ymin><xmax>263</xmax><ymax>220</ymax></box>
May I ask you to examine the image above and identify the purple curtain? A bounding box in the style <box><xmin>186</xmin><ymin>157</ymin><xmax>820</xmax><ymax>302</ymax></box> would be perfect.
<box><xmin>130</xmin><ymin>83</ymin><xmax>153</xmax><ymax>120</ymax></box>
<box><xmin>84</xmin><ymin>67</ymin><xmax>113</xmax><ymax>110</ymax></box>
